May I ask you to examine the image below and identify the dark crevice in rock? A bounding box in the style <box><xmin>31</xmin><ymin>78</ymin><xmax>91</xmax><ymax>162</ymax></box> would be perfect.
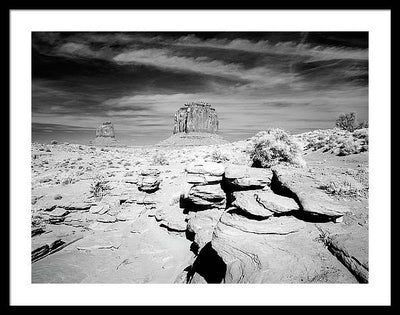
<box><xmin>269</xmin><ymin>170</ymin><xmax>335</xmax><ymax>223</ymax></box>
<box><xmin>291</xmin><ymin>211</ymin><xmax>332</xmax><ymax>223</ymax></box>
<box><xmin>159</xmin><ymin>223</ymin><xmax>186</xmax><ymax>234</ymax></box>
<box><xmin>251</xmin><ymin>160</ymin><xmax>262</xmax><ymax>168</ymax></box>
<box><xmin>189</xmin><ymin>242</ymin><xmax>199</xmax><ymax>255</ymax></box>
<box><xmin>270</xmin><ymin>171</ymin><xmax>302</xmax><ymax>206</ymax></box>
<box><xmin>326</xmin><ymin>243</ymin><xmax>368</xmax><ymax>283</ymax></box>
<box><xmin>220</xmin><ymin>176</ymin><xmax>234</xmax><ymax>209</ymax></box>
<box><xmin>226</xmin><ymin>207</ymin><xmax>269</xmax><ymax>221</ymax></box>
<box><xmin>186</xmin><ymin>242</ymin><xmax>226</xmax><ymax>284</ymax></box>
<box><xmin>185</xmin><ymin>229</ymin><xmax>195</xmax><ymax>242</ymax></box>
<box><xmin>31</xmin><ymin>227</ymin><xmax>46</xmax><ymax>237</ymax></box>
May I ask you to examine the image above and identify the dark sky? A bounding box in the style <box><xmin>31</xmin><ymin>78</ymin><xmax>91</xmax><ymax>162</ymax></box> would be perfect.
<box><xmin>32</xmin><ymin>32</ymin><xmax>368</xmax><ymax>145</ymax></box>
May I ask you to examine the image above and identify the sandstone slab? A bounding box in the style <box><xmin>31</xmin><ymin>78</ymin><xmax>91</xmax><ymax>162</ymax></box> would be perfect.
<box><xmin>185</xmin><ymin>162</ymin><xmax>225</xmax><ymax>177</ymax></box>
<box><xmin>210</xmin><ymin>215</ymin><xmax>358</xmax><ymax>283</ymax></box>
<box><xmin>187</xmin><ymin>209</ymin><xmax>224</xmax><ymax>252</ymax></box>
<box><xmin>254</xmin><ymin>190</ymin><xmax>300</xmax><ymax>214</ymax></box>
<box><xmin>155</xmin><ymin>205</ymin><xmax>187</xmax><ymax>232</ymax></box>
<box><xmin>232</xmin><ymin>191</ymin><xmax>274</xmax><ymax>218</ymax></box>
<box><xmin>49</xmin><ymin>208</ymin><xmax>70</xmax><ymax>217</ymax></box>
<box><xmin>272</xmin><ymin>166</ymin><xmax>348</xmax><ymax>217</ymax></box>
<box><xmin>185</xmin><ymin>184</ymin><xmax>226</xmax><ymax>210</ymax></box>
<box><xmin>224</xmin><ymin>165</ymin><xmax>272</xmax><ymax>190</ymax></box>
<box><xmin>138</xmin><ymin>176</ymin><xmax>161</xmax><ymax>193</ymax></box>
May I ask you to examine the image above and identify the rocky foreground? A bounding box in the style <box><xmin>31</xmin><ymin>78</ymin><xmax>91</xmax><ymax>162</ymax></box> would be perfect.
<box><xmin>31</xmin><ymin>129</ymin><xmax>368</xmax><ymax>284</ymax></box>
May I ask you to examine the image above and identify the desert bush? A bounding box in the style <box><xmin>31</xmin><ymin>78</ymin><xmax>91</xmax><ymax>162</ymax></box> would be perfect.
<box><xmin>353</xmin><ymin>128</ymin><xmax>369</xmax><ymax>145</ymax></box>
<box><xmin>31</xmin><ymin>213</ymin><xmax>45</xmax><ymax>228</ymax></box>
<box><xmin>151</xmin><ymin>152</ymin><xmax>169</xmax><ymax>165</ymax></box>
<box><xmin>314</xmin><ymin>226</ymin><xmax>333</xmax><ymax>247</ymax></box>
<box><xmin>338</xmin><ymin>138</ymin><xmax>361</xmax><ymax>156</ymax></box>
<box><xmin>211</xmin><ymin>149</ymin><xmax>230</xmax><ymax>163</ymax></box>
<box><xmin>248</xmin><ymin>128</ymin><xmax>306</xmax><ymax>168</ymax></box>
<box><xmin>319</xmin><ymin>177</ymin><xmax>363</xmax><ymax>197</ymax></box>
<box><xmin>357</xmin><ymin>121</ymin><xmax>369</xmax><ymax>129</ymax></box>
<box><xmin>59</xmin><ymin>172</ymin><xmax>76</xmax><ymax>185</ymax></box>
<box><xmin>335</xmin><ymin>112</ymin><xmax>357</xmax><ymax>132</ymax></box>
<box><xmin>305</xmin><ymin>137</ymin><xmax>326</xmax><ymax>151</ymax></box>
<box><xmin>90</xmin><ymin>174</ymin><xmax>111</xmax><ymax>200</ymax></box>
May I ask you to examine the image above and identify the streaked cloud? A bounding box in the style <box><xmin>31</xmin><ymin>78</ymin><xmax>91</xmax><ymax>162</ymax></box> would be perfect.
<box><xmin>32</xmin><ymin>32</ymin><xmax>369</xmax><ymax>145</ymax></box>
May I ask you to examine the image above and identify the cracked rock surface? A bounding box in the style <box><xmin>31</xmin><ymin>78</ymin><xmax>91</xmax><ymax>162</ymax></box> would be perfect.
<box><xmin>31</xmin><ymin>130</ymin><xmax>368</xmax><ymax>284</ymax></box>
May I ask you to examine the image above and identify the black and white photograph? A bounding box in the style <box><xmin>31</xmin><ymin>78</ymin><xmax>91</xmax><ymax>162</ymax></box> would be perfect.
<box><xmin>30</xmin><ymin>30</ymin><xmax>370</xmax><ymax>284</ymax></box>
<box><xmin>9</xmin><ymin>9</ymin><xmax>391</xmax><ymax>306</ymax></box>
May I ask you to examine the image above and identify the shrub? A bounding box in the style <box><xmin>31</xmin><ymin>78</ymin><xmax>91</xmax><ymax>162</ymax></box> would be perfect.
<box><xmin>353</xmin><ymin>128</ymin><xmax>369</xmax><ymax>145</ymax></box>
<box><xmin>59</xmin><ymin>172</ymin><xmax>76</xmax><ymax>185</ymax></box>
<box><xmin>357</xmin><ymin>121</ymin><xmax>369</xmax><ymax>129</ymax></box>
<box><xmin>31</xmin><ymin>213</ymin><xmax>45</xmax><ymax>228</ymax></box>
<box><xmin>248</xmin><ymin>128</ymin><xmax>305</xmax><ymax>168</ymax></box>
<box><xmin>338</xmin><ymin>138</ymin><xmax>361</xmax><ymax>156</ymax></box>
<box><xmin>90</xmin><ymin>174</ymin><xmax>111</xmax><ymax>200</ymax></box>
<box><xmin>335</xmin><ymin>112</ymin><xmax>357</xmax><ymax>132</ymax></box>
<box><xmin>151</xmin><ymin>152</ymin><xmax>169</xmax><ymax>165</ymax></box>
<box><xmin>314</xmin><ymin>226</ymin><xmax>333</xmax><ymax>247</ymax></box>
<box><xmin>211</xmin><ymin>149</ymin><xmax>229</xmax><ymax>163</ymax></box>
<box><xmin>319</xmin><ymin>177</ymin><xmax>364</xmax><ymax>197</ymax></box>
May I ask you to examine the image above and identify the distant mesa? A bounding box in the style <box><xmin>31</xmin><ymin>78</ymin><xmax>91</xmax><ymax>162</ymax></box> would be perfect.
<box><xmin>91</xmin><ymin>121</ymin><xmax>118</xmax><ymax>146</ymax></box>
<box><xmin>159</xmin><ymin>101</ymin><xmax>227</xmax><ymax>146</ymax></box>
<box><xmin>96</xmin><ymin>121</ymin><xmax>115</xmax><ymax>138</ymax></box>
<box><xmin>173</xmin><ymin>101</ymin><xmax>219</xmax><ymax>134</ymax></box>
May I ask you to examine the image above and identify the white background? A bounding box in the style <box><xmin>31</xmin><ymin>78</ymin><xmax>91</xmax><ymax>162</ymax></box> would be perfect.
<box><xmin>10</xmin><ymin>10</ymin><xmax>391</xmax><ymax>306</ymax></box>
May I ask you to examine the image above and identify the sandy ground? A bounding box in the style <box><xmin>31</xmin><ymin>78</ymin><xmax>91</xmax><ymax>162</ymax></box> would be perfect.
<box><xmin>31</xmin><ymin>132</ymin><xmax>368</xmax><ymax>284</ymax></box>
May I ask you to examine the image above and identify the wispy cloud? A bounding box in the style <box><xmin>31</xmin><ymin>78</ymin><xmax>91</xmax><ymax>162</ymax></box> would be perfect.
<box><xmin>32</xmin><ymin>32</ymin><xmax>369</xmax><ymax>145</ymax></box>
<box><xmin>112</xmin><ymin>48</ymin><xmax>296</xmax><ymax>88</ymax></box>
<box><xmin>173</xmin><ymin>35</ymin><xmax>368</xmax><ymax>61</ymax></box>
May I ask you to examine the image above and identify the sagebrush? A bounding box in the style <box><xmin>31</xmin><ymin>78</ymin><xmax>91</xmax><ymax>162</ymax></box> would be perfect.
<box><xmin>248</xmin><ymin>128</ymin><xmax>305</xmax><ymax>168</ymax></box>
<box><xmin>335</xmin><ymin>112</ymin><xmax>368</xmax><ymax>132</ymax></box>
<box><xmin>319</xmin><ymin>178</ymin><xmax>364</xmax><ymax>197</ymax></box>
<box><xmin>151</xmin><ymin>152</ymin><xmax>169</xmax><ymax>165</ymax></box>
<box><xmin>90</xmin><ymin>174</ymin><xmax>111</xmax><ymax>200</ymax></box>
<box><xmin>211</xmin><ymin>149</ymin><xmax>229</xmax><ymax>163</ymax></box>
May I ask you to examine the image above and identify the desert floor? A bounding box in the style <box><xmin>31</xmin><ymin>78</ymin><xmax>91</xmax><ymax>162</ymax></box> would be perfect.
<box><xmin>31</xmin><ymin>132</ymin><xmax>368</xmax><ymax>284</ymax></box>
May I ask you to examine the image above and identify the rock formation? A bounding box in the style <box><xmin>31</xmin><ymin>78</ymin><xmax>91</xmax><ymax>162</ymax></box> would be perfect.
<box><xmin>31</xmin><ymin>127</ymin><xmax>369</xmax><ymax>285</ymax></box>
<box><xmin>137</xmin><ymin>168</ymin><xmax>161</xmax><ymax>193</ymax></box>
<box><xmin>92</xmin><ymin>121</ymin><xmax>118</xmax><ymax>146</ymax></box>
<box><xmin>96</xmin><ymin>121</ymin><xmax>115</xmax><ymax>138</ymax></box>
<box><xmin>173</xmin><ymin>102</ymin><xmax>219</xmax><ymax>134</ymax></box>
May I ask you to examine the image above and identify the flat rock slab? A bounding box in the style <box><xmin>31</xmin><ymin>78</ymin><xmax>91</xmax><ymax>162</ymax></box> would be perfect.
<box><xmin>90</xmin><ymin>204</ymin><xmax>109</xmax><ymax>215</ymax></box>
<box><xmin>254</xmin><ymin>190</ymin><xmax>299</xmax><ymax>214</ymax></box>
<box><xmin>211</xmin><ymin>218</ymin><xmax>358</xmax><ymax>284</ymax></box>
<box><xmin>187</xmin><ymin>209</ymin><xmax>224</xmax><ymax>252</ymax></box>
<box><xmin>96</xmin><ymin>214</ymin><xmax>117</xmax><ymax>223</ymax></box>
<box><xmin>185</xmin><ymin>162</ymin><xmax>225</xmax><ymax>177</ymax></box>
<box><xmin>220</xmin><ymin>209</ymin><xmax>306</xmax><ymax>235</ymax></box>
<box><xmin>272</xmin><ymin>166</ymin><xmax>348</xmax><ymax>217</ymax></box>
<box><xmin>49</xmin><ymin>208</ymin><xmax>70</xmax><ymax>217</ymax></box>
<box><xmin>137</xmin><ymin>176</ymin><xmax>161</xmax><ymax>193</ymax></box>
<box><xmin>224</xmin><ymin>165</ymin><xmax>272</xmax><ymax>190</ymax></box>
<box><xmin>186</xmin><ymin>174</ymin><xmax>223</xmax><ymax>185</ymax></box>
<box><xmin>185</xmin><ymin>184</ymin><xmax>226</xmax><ymax>209</ymax></box>
<box><xmin>140</xmin><ymin>168</ymin><xmax>161</xmax><ymax>176</ymax></box>
<box><xmin>155</xmin><ymin>205</ymin><xmax>187</xmax><ymax>232</ymax></box>
<box><xmin>232</xmin><ymin>191</ymin><xmax>274</xmax><ymax>218</ymax></box>
<box><xmin>116</xmin><ymin>204</ymin><xmax>144</xmax><ymax>221</ymax></box>
<box><xmin>319</xmin><ymin>225</ymin><xmax>369</xmax><ymax>283</ymax></box>
<box><xmin>32</xmin><ymin>219</ymin><xmax>193</xmax><ymax>283</ymax></box>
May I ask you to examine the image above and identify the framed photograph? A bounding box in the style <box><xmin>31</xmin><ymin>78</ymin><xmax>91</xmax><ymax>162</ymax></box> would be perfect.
<box><xmin>9</xmin><ymin>9</ymin><xmax>391</xmax><ymax>306</ymax></box>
